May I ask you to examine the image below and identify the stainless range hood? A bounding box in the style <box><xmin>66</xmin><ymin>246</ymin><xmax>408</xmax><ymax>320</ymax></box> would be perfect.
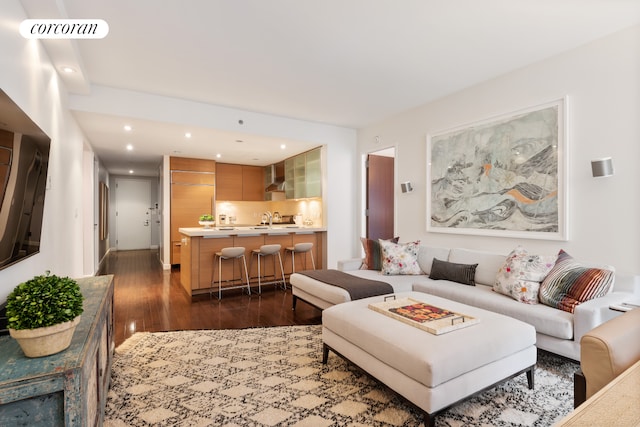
<box><xmin>265</xmin><ymin>161</ymin><xmax>285</xmax><ymax>192</ymax></box>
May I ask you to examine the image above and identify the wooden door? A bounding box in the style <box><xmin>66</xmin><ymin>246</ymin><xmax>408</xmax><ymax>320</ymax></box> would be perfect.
<box><xmin>366</xmin><ymin>154</ymin><xmax>394</xmax><ymax>240</ymax></box>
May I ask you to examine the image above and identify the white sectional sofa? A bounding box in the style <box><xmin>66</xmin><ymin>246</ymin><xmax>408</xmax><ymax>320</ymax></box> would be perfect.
<box><xmin>292</xmin><ymin>245</ymin><xmax>636</xmax><ymax>361</ymax></box>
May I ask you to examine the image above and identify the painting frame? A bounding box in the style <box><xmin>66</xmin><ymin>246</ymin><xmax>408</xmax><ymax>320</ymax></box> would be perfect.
<box><xmin>426</xmin><ymin>98</ymin><xmax>568</xmax><ymax>241</ymax></box>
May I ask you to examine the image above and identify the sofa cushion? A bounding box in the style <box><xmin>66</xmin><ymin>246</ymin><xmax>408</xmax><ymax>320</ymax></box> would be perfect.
<box><xmin>417</xmin><ymin>246</ymin><xmax>451</xmax><ymax>275</ymax></box>
<box><xmin>494</xmin><ymin>246</ymin><xmax>557</xmax><ymax>304</ymax></box>
<box><xmin>539</xmin><ymin>250</ymin><xmax>615</xmax><ymax>313</ymax></box>
<box><xmin>360</xmin><ymin>236</ymin><xmax>399</xmax><ymax>270</ymax></box>
<box><xmin>412</xmin><ymin>279</ymin><xmax>574</xmax><ymax>340</ymax></box>
<box><xmin>448</xmin><ymin>248</ymin><xmax>506</xmax><ymax>287</ymax></box>
<box><xmin>379</xmin><ymin>240</ymin><xmax>422</xmax><ymax>275</ymax></box>
<box><xmin>429</xmin><ymin>258</ymin><xmax>477</xmax><ymax>286</ymax></box>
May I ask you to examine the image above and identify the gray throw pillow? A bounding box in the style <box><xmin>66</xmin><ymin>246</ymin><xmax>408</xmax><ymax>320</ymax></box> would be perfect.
<box><xmin>429</xmin><ymin>258</ymin><xmax>477</xmax><ymax>286</ymax></box>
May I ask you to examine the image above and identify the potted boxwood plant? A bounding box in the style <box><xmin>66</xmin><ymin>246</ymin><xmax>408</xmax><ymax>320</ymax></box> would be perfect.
<box><xmin>6</xmin><ymin>272</ymin><xmax>84</xmax><ymax>358</ymax></box>
<box><xmin>199</xmin><ymin>213</ymin><xmax>215</xmax><ymax>228</ymax></box>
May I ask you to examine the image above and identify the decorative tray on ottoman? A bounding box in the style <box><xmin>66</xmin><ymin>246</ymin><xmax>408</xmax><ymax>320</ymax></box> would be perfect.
<box><xmin>368</xmin><ymin>297</ymin><xmax>479</xmax><ymax>335</ymax></box>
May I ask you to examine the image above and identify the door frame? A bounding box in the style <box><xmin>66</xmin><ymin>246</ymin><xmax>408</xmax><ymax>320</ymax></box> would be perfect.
<box><xmin>361</xmin><ymin>146</ymin><xmax>397</xmax><ymax>240</ymax></box>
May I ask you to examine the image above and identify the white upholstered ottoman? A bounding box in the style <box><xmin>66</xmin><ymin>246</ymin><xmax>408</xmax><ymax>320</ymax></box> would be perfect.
<box><xmin>322</xmin><ymin>291</ymin><xmax>537</xmax><ymax>427</ymax></box>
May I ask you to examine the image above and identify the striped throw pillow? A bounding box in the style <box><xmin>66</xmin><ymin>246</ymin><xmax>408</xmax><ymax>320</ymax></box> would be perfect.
<box><xmin>539</xmin><ymin>250</ymin><xmax>614</xmax><ymax>313</ymax></box>
<box><xmin>360</xmin><ymin>237</ymin><xmax>399</xmax><ymax>270</ymax></box>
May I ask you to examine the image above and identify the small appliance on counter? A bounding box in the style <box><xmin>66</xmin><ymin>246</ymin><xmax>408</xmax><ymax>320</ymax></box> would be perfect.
<box><xmin>257</xmin><ymin>214</ymin><xmax>297</xmax><ymax>225</ymax></box>
<box><xmin>275</xmin><ymin>214</ymin><xmax>296</xmax><ymax>224</ymax></box>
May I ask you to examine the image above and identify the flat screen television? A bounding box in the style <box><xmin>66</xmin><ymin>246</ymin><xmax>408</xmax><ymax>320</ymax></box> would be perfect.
<box><xmin>0</xmin><ymin>89</ymin><xmax>50</xmax><ymax>271</ymax></box>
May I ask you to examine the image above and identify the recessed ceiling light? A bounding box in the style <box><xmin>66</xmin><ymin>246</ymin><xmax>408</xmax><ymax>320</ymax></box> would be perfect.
<box><xmin>280</xmin><ymin>144</ymin><xmax>286</xmax><ymax>149</ymax></box>
<box><xmin>185</xmin><ymin>132</ymin><xmax>191</xmax><ymax>138</ymax></box>
<box><xmin>62</xmin><ymin>66</ymin><xmax>76</xmax><ymax>73</ymax></box>
<box><xmin>124</xmin><ymin>125</ymin><xmax>132</xmax><ymax>131</ymax></box>
<box><xmin>128</xmin><ymin>170</ymin><xmax>134</xmax><ymax>174</ymax></box>
<box><xmin>216</xmin><ymin>153</ymin><xmax>221</xmax><ymax>158</ymax></box>
<box><xmin>126</xmin><ymin>144</ymin><xmax>133</xmax><ymax>151</ymax></box>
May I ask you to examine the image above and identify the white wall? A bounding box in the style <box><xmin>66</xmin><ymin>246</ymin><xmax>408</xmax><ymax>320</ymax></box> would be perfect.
<box><xmin>0</xmin><ymin>0</ymin><xmax>93</xmax><ymax>301</ymax></box>
<box><xmin>357</xmin><ymin>25</ymin><xmax>640</xmax><ymax>277</ymax></box>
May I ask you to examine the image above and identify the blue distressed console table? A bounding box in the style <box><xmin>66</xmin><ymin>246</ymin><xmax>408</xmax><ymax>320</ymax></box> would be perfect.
<box><xmin>0</xmin><ymin>275</ymin><xmax>114</xmax><ymax>426</ymax></box>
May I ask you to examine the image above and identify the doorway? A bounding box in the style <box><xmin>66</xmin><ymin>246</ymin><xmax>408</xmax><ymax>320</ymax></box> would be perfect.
<box><xmin>366</xmin><ymin>148</ymin><xmax>395</xmax><ymax>240</ymax></box>
<box><xmin>115</xmin><ymin>178</ymin><xmax>152</xmax><ymax>250</ymax></box>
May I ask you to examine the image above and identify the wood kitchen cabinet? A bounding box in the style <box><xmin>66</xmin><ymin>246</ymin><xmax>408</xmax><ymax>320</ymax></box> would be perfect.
<box><xmin>0</xmin><ymin>275</ymin><xmax>114</xmax><ymax>427</ymax></box>
<box><xmin>215</xmin><ymin>163</ymin><xmax>242</xmax><ymax>200</ymax></box>
<box><xmin>242</xmin><ymin>165</ymin><xmax>264</xmax><ymax>200</ymax></box>
<box><xmin>170</xmin><ymin>157</ymin><xmax>216</xmax><ymax>265</ymax></box>
<box><xmin>216</xmin><ymin>163</ymin><xmax>264</xmax><ymax>201</ymax></box>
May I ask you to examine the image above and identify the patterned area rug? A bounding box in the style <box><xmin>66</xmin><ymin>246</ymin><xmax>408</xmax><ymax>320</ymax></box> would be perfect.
<box><xmin>104</xmin><ymin>325</ymin><xmax>578</xmax><ymax>426</ymax></box>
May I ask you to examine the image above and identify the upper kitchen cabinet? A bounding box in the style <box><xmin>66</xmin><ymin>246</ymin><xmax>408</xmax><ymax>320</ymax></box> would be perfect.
<box><xmin>285</xmin><ymin>147</ymin><xmax>322</xmax><ymax>199</ymax></box>
<box><xmin>242</xmin><ymin>165</ymin><xmax>265</xmax><ymax>200</ymax></box>
<box><xmin>215</xmin><ymin>163</ymin><xmax>242</xmax><ymax>200</ymax></box>
<box><xmin>216</xmin><ymin>163</ymin><xmax>264</xmax><ymax>201</ymax></box>
<box><xmin>305</xmin><ymin>147</ymin><xmax>322</xmax><ymax>197</ymax></box>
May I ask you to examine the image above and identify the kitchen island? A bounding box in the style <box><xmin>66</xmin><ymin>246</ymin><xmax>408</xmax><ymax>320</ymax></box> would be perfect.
<box><xmin>179</xmin><ymin>226</ymin><xmax>326</xmax><ymax>297</ymax></box>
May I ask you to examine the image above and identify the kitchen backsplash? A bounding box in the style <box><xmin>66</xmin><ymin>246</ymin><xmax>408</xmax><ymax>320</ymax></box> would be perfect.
<box><xmin>214</xmin><ymin>198</ymin><xmax>323</xmax><ymax>226</ymax></box>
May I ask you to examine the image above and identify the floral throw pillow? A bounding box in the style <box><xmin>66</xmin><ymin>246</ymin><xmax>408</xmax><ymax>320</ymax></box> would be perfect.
<box><xmin>494</xmin><ymin>246</ymin><xmax>557</xmax><ymax>304</ymax></box>
<box><xmin>379</xmin><ymin>240</ymin><xmax>422</xmax><ymax>275</ymax></box>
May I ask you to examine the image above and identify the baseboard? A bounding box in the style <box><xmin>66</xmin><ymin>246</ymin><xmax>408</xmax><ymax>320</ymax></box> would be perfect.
<box><xmin>95</xmin><ymin>248</ymin><xmax>112</xmax><ymax>275</ymax></box>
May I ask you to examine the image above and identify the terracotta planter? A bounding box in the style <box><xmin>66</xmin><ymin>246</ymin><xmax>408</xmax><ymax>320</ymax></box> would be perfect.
<box><xmin>9</xmin><ymin>316</ymin><xmax>81</xmax><ymax>358</ymax></box>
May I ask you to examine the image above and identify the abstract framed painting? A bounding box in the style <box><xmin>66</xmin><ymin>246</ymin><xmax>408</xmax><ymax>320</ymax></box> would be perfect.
<box><xmin>426</xmin><ymin>98</ymin><xmax>568</xmax><ymax>240</ymax></box>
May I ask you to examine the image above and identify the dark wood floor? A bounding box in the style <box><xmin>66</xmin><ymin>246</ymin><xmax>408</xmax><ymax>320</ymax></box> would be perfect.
<box><xmin>99</xmin><ymin>249</ymin><xmax>322</xmax><ymax>347</ymax></box>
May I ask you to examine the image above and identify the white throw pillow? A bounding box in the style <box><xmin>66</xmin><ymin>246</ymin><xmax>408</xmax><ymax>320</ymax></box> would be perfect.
<box><xmin>379</xmin><ymin>240</ymin><xmax>423</xmax><ymax>275</ymax></box>
<box><xmin>494</xmin><ymin>246</ymin><xmax>557</xmax><ymax>304</ymax></box>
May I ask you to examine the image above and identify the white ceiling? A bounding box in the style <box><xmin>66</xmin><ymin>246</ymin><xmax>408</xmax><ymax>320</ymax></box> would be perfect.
<box><xmin>19</xmin><ymin>0</ymin><xmax>640</xmax><ymax>176</ymax></box>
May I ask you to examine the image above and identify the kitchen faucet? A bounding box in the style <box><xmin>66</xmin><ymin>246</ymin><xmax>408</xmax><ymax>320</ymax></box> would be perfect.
<box><xmin>264</xmin><ymin>211</ymin><xmax>273</xmax><ymax>226</ymax></box>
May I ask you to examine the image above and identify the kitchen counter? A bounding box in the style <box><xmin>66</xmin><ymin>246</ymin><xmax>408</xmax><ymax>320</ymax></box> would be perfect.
<box><xmin>178</xmin><ymin>227</ymin><xmax>326</xmax><ymax>297</ymax></box>
<box><xmin>179</xmin><ymin>225</ymin><xmax>326</xmax><ymax>237</ymax></box>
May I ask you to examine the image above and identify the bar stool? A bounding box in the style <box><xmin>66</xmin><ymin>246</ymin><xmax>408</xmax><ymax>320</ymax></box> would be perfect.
<box><xmin>249</xmin><ymin>244</ymin><xmax>286</xmax><ymax>293</ymax></box>
<box><xmin>285</xmin><ymin>243</ymin><xmax>316</xmax><ymax>279</ymax></box>
<box><xmin>211</xmin><ymin>247</ymin><xmax>250</xmax><ymax>300</ymax></box>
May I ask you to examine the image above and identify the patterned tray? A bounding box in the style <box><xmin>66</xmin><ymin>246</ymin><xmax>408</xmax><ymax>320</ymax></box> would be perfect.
<box><xmin>368</xmin><ymin>297</ymin><xmax>479</xmax><ymax>335</ymax></box>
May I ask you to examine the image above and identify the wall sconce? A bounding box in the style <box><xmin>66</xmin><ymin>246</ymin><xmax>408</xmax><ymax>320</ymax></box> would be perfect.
<box><xmin>591</xmin><ymin>157</ymin><xmax>614</xmax><ymax>178</ymax></box>
<box><xmin>401</xmin><ymin>181</ymin><xmax>413</xmax><ymax>193</ymax></box>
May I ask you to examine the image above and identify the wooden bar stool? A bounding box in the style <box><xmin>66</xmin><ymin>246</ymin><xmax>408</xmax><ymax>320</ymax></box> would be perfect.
<box><xmin>249</xmin><ymin>244</ymin><xmax>286</xmax><ymax>293</ymax></box>
<box><xmin>211</xmin><ymin>247</ymin><xmax>250</xmax><ymax>300</ymax></box>
<box><xmin>285</xmin><ymin>243</ymin><xmax>315</xmax><ymax>279</ymax></box>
